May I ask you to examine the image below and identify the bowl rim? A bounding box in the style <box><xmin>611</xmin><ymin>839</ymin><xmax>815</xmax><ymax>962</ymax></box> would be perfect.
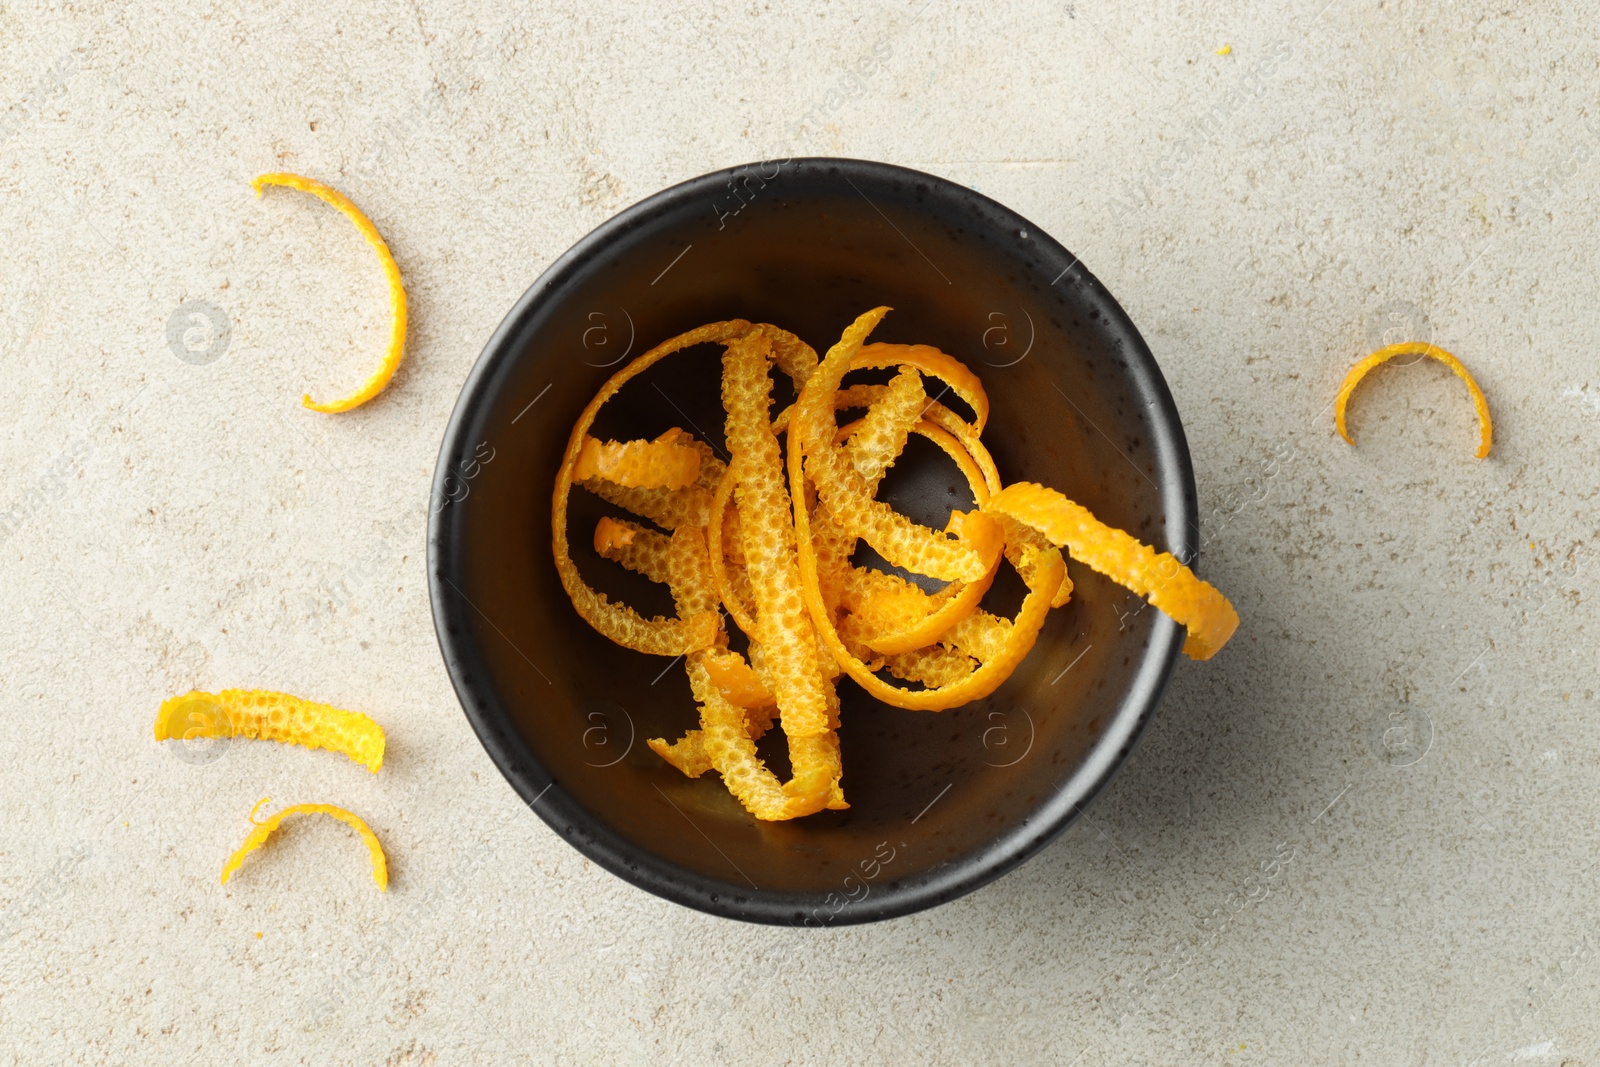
<box><xmin>428</xmin><ymin>156</ymin><xmax>1196</xmax><ymax>926</ymax></box>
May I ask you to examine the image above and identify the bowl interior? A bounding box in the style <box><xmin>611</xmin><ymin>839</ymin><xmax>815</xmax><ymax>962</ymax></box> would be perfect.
<box><xmin>430</xmin><ymin>159</ymin><xmax>1193</xmax><ymax>924</ymax></box>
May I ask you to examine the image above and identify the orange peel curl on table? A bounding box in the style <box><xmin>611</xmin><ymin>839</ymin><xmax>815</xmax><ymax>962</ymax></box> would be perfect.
<box><xmin>1334</xmin><ymin>341</ymin><xmax>1493</xmax><ymax>459</ymax></box>
<box><xmin>219</xmin><ymin>798</ymin><xmax>388</xmax><ymax>891</ymax></box>
<box><xmin>251</xmin><ymin>172</ymin><xmax>407</xmax><ymax>413</ymax></box>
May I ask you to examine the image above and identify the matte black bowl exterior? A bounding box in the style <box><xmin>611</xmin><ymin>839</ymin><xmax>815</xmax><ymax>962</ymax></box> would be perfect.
<box><xmin>429</xmin><ymin>158</ymin><xmax>1197</xmax><ymax>926</ymax></box>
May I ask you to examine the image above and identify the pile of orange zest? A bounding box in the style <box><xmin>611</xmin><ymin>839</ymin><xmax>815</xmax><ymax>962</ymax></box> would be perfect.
<box><xmin>984</xmin><ymin>482</ymin><xmax>1239</xmax><ymax>660</ymax></box>
<box><xmin>574</xmin><ymin>427</ymin><xmax>703</xmax><ymax>488</ymax></box>
<box><xmin>251</xmin><ymin>172</ymin><xmax>407</xmax><ymax>413</ymax></box>
<box><xmin>220</xmin><ymin>798</ymin><xmax>388</xmax><ymax>891</ymax></box>
<box><xmin>154</xmin><ymin>688</ymin><xmax>385</xmax><ymax>772</ymax></box>
<box><xmin>1334</xmin><ymin>341</ymin><xmax>1493</xmax><ymax>459</ymax></box>
<box><xmin>558</xmin><ymin>307</ymin><xmax>1237</xmax><ymax>818</ymax></box>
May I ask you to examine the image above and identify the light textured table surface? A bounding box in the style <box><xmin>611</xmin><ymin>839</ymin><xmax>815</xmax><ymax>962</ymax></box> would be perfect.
<box><xmin>4</xmin><ymin>1</ymin><xmax>1598</xmax><ymax>1063</ymax></box>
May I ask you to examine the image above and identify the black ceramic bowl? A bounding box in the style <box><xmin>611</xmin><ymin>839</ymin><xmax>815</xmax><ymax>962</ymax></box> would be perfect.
<box><xmin>429</xmin><ymin>158</ymin><xmax>1196</xmax><ymax>926</ymax></box>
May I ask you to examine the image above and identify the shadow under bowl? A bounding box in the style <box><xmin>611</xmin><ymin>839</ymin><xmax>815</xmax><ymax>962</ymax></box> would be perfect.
<box><xmin>428</xmin><ymin>157</ymin><xmax>1196</xmax><ymax>926</ymax></box>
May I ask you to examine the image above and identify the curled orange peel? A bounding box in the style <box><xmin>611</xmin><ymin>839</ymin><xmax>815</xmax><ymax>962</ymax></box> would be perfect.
<box><xmin>792</xmin><ymin>460</ymin><xmax>1065</xmax><ymax>711</ymax></box>
<box><xmin>220</xmin><ymin>799</ymin><xmax>388</xmax><ymax>891</ymax></box>
<box><xmin>794</xmin><ymin>308</ymin><xmax>991</xmax><ymax>583</ymax></box>
<box><xmin>251</xmin><ymin>172</ymin><xmax>406</xmax><ymax>413</ymax></box>
<box><xmin>154</xmin><ymin>689</ymin><xmax>385</xmax><ymax>772</ymax></box>
<box><xmin>853</xmin><ymin>342</ymin><xmax>990</xmax><ymax>433</ymax></box>
<box><xmin>1334</xmin><ymin>341</ymin><xmax>1493</xmax><ymax>459</ymax></box>
<box><xmin>552</xmin><ymin>321</ymin><xmax>749</xmax><ymax>656</ymax></box>
<box><xmin>984</xmin><ymin>482</ymin><xmax>1238</xmax><ymax>660</ymax></box>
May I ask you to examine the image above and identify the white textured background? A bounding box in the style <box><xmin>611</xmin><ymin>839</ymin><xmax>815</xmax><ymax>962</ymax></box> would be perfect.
<box><xmin>2</xmin><ymin>0</ymin><xmax>1598</xmax><ymax>1063</ymax></box>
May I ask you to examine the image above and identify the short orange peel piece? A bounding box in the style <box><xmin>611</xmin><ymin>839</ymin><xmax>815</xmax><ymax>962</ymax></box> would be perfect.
<box><xmin>220</xmin><ymin>798</ymin><xmax>388</xmax><ymax>891</ymax></box>
<box><xmin>154</xmin><ymin>689</ymin><xmax>385</xmax><ymax>772</ymax></box>
<box><xmin>251</xmin><ymin>172</ymin><xmax>406</xmax><ymax>413</ymax></box>
<box><xmin>593</xmin><ymin>516</ymin><xmax>672</xmax><ymax>585</ymax></box>
<box><xmin>702</xmin><ymin>648</ymin><xmax>775</xmax><ymax>708</ymax></box>
<box><xmin>1334</xmin><ymin>341</ymin><xmax>1493</xmax><ymax>459</ymax></box>
<box><xmin>574</xmin><ymin>427</ymin><xmax>703</xmax><ymax>489</ymax></box>
<box><xmin>984</xmin><ymin>482</ymin><xmax>1239</xmax><ymax>660</ymax></box>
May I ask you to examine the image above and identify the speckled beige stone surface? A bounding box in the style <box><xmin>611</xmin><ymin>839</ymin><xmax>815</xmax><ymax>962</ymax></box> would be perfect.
<box><xmin>2</xmin><ymin>1</ymin><xmax>1598</xmax><ymax>1063</ymax></box>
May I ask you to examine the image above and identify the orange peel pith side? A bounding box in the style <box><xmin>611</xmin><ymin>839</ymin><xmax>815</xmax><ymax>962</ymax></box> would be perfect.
<box><xmin>252</xmin><ymin>172</ymin><xmax>407</xmax><ymax>413</ymax></box>
<box><xmin>1334</xmin><ymin>341</ymin><xmax>1493</xmax><ymax>459</ymax></box>
<box><xmin>154</xmin><ymin>689</ymin><xmax>385</xmax><ymax>772</ymax></box>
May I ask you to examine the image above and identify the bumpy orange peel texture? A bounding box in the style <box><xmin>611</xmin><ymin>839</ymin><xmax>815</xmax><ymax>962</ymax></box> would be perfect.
<box><xmin>155</xmin><ymin>689</ymin><xmax>385</xmax><ymax>772</ymax></box>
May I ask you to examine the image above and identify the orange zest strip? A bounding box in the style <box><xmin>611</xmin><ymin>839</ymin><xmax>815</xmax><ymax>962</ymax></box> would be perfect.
<box><xmin>719</xmin><ymin>327</ymin><xmax>841</xmax><ymax>814</ymax></box>
<box><xmin>154</xmin><ymin>689</ymin><xmax>385</xmax><ymax>772</ymax></box>
<box><xmin>707</xmin><ymin>461</ymin><xmax>759</xmax><ymax>638</ymax></box>
<box><xmin>251</xmin><ymin>173</ymin><xmax>406</xmax><ymax>413</ymax></box>
<box><xmin>848</xmin><ymin>512</ymin><xmax>1004</xmax><ymax>656</ymax></box>
<box><xmin>220</xmin><ymin>799</ymin><xmax>388</xmax><ymax>891</ymax></box>
<box><xmin>793</xmin><ymin>462</ymin><xmax>1065</xmax><ymax>710</ymax></box>
<box><xmin>574</xmin><ymin>427</ymin><xmax>703</xmax><ymax>489</ymax></box>
<box><xmin>984</xmin><ymin>482</ymin><xmax>1239</xmax><ymax>660</ymax></box>
<box><xmin>881</xmin><ymin>644</ymin><xmax>976</xmax><ymax>688</ymax></box>
<box><xmin>1334</xmin><ymin>341</ymin><xmax>1493</xmax><ymax>459</ymax></box>
<box><xmin>578</xmin><ymin>437</ymin><xmax>724</xmax><ymax>531</ymax></box>
<box><xmin>647</xmin><ymin>701</ymin><xmax>777</xmax><ymax>778</ymax></box>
